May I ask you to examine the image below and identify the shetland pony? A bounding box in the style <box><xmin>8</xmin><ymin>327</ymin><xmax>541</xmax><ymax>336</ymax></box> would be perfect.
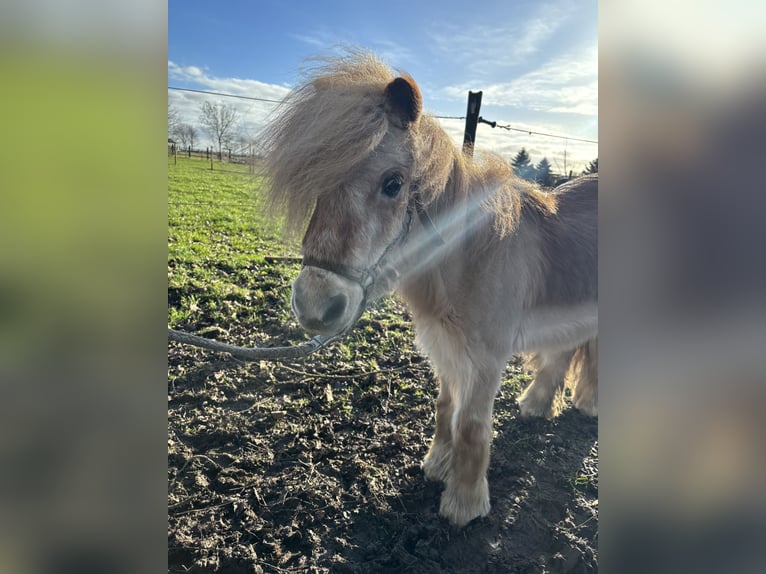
<box><xmin>262</xmin><ymin>53</ymin><xmax>597</xmax><ymax>526</ymax></box>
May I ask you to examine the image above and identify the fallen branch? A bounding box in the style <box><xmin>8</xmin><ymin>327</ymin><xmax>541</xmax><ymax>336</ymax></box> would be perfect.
<box><xmin>264</xmin><ymin>256</ymin><xmax>303</xmax><ymax>263</ymax></box>
<box><xmin>167</xmin><ymin>328</ymin><xmax>339</xmax><ymax>361</ymax></box>
<box><xmin>277</xmin><ymin>362</ymin><xmax>427</xmax><ymax>381</ymax></box>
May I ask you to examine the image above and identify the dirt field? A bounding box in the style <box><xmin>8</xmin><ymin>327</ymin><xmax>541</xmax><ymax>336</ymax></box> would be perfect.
<box><xmin>168</xmin><ymin>158</ymin><xmax>598</xmax><ymax>573</ymax></box>
<box><xmin>168</xmin><ymin>297</ymin><xmax>598</xmax><ymax>574</ymax></box>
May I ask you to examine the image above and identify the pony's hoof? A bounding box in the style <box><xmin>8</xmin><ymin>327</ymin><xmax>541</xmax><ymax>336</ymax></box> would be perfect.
<box><xmin>439</xmin><ymin>477</ymin><xmax>490</xmax><ymax>527</ymax></box>
<box><xmin>574</xmin><ymin>398</ymin><xmax>598</xmax><ymax>417</ymax></box>
<box><xmin>518</xmin><ymin>395</ymin><xmax>557</xmax><ymax>419</ymax></box>
<box><xmin>573</xmin><ymin>386</ymin><xmax>598</xmax><ymax>417</ymax></box>
<box><xmin>422</xmin><ymin>442</ymin><xmax>452</xmax><ymax>482</ymax></box>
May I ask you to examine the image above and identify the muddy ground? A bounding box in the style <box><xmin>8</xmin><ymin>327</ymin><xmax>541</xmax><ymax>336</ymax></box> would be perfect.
<box><xmin>168</xmin><ymin>273</ymin><xmax>598</xmax><ymax>573</ymax></box>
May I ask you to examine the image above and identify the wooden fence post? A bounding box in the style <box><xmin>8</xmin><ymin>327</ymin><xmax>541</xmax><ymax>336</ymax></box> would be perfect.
<box><xmin>462</xmin><ymin>91</ymin><xmax>483</xmax><ymax>157</ymax></box>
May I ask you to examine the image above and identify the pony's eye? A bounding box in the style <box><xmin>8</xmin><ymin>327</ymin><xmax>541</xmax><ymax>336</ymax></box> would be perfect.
<box><xmin>382</xmin><ymin>173</ymin><xmax>404</xmax><ymax>198</ymax></box>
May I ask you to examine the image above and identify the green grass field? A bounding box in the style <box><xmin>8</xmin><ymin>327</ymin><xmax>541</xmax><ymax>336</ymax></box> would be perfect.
<box><xmin>168</xmin><ymin>157</ymin><xmax>297</xmax><ymax>331</ymax></box>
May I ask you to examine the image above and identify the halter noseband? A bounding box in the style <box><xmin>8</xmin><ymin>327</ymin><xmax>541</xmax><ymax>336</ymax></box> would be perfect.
<box><xmin>302</xmin><ymin>198</ymin><xmax>415</xmax><ymax>299</ymax></box>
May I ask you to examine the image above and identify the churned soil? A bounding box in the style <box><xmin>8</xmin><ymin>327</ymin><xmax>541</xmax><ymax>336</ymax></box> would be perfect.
<box><xmin>168</xmin><ymin>288</ymin><xmax>598</xmax><ymax>574</ymax></box>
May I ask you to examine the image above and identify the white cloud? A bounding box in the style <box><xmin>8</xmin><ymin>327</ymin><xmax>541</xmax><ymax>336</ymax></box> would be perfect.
<box><xmin>435</xmin><ymin>42</ymin><xmax>598</xmax><ymax>174</ymax></box>
<box><xmin>290</xmin><ymin>33</ymin><xmax>327</xmax><ymax>49</ymax></box>
<box><xmin>168</xmin><ymin>61</ymin><xmax>291</xmax><ymax>148</ymax></box>
<box><xmin>369</xmin><ymin>39</ymin><xmax>416</xmax><ymax>69</ymax></box>
<box><xmin>168</xmin><ymin>61</ymin><xmax>290</xmax><ymax>101</ymax></box>
<box><xmin>427</xmin><ymin>1</ymin><xmax>575</xmax><ymax>74</ymax></box>
<box><xmin>290</xmin><ymin>30</ymin><xmax>415</xmax><ymax>70</ymax></box>
<box><xmin>443</xmin><ymin>44</ymin><xmax>597</xmax><ymax>116</ymax></box>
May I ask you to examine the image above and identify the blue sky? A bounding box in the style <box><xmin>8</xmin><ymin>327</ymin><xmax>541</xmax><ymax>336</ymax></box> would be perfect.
<box><xmin>169</xmin><ymin>0</ymin><xmax>597</xmax><ymax>173</ymax></box>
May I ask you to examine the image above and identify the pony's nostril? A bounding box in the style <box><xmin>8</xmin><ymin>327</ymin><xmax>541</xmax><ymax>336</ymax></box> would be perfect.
<box><xmin>321</xmin><ymin>294</ymin><xmax>348</xmax><ymax>325</ymax></box>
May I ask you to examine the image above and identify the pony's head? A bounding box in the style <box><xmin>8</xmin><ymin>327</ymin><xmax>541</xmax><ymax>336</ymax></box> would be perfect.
<box><xmin>263</xmin><ymin>54</ymin><xmax>454</xmax><ymax>337</ymax></box>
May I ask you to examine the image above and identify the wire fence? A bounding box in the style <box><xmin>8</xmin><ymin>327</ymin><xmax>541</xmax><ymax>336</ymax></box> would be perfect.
<box><xmin>170</xmin><ymin>85</ymin><xmax>594</xmax><ymax>141</ymax></box>
<box><xmin>169</xmin><ymin>85</ymin><xmax>597</xmax><ymax>176</ymax></box>
<box><xmin>477</xmin><ymin>116</ymin><xmax>598</xmax><ymax>145</ymax></box>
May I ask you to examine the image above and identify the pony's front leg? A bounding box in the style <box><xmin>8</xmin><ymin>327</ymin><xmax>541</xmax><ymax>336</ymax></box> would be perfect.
<box><xmin>439</xmin><ymin>364</ymin><xmax>502</xmax><ymax>527</ymax></box>
<box><xmin>422</xmin><ymin>379</ymin><xmax>454</xmax><ymax>481</ymax></box>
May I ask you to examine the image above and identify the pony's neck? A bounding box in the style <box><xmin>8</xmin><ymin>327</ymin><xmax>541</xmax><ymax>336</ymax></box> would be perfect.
<box><xmin>397</xmin><ymin>146</ymin><xmax>481</xmax><ymax>303</ymax></box>
<box><xmin>427</xmin><ymin>145</ymin><xmax>500</xmax><ymax>249</ymax></box>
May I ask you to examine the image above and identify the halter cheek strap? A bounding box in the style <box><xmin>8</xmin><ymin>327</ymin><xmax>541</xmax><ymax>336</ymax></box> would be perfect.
<box><xmin>301</xmin><ymin>197</ymin><xmax>416</xmax><ymax>299</ymax></box>
<box><xmin>412</xmin><ymin>194</ymin><xmax>445</xmax><ymax>248</ymax></box>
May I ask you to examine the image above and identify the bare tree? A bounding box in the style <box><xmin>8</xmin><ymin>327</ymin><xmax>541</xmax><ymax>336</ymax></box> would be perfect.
<box><xmin>173</xmin><ymin>123</ymin><xmax>199</xmax><ymax>150</ymax></box>
<box><xmin>199</xmin><ymin>101</ymin><xmax>240</xmax><ymax>159</ymax></box>
<box><xmin>168</xmin><ymin>102</ymin><xmax>180</xmax><ymax>139</ymax></box>
<box><xmin>186</xmin><ymin>124</ymin><xmax>198</xmax><ymax>151</ymax></box>
<box><xmin>172</xmin><ymin>124</ymin><xmax>187</xmax><ymax>147</ymax></box>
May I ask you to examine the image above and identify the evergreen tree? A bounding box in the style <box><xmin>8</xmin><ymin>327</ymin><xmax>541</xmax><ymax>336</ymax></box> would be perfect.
<box><xmin>535</xmin><ymin>157</ymin><xmax>553</xmax><ymax>187</ymax></box>
<box><xmin>511</xmin><ymin>148</ymin><xmax>536</xmax><ymax>181</ymax></box>
<box><xmin>583</xmin><ymin>158</ymin><xmax>598</xmax><ymax>174</ymax></box>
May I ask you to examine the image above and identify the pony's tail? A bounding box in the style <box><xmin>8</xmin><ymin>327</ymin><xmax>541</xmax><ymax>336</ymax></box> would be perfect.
<box><xmin>568</xmin><ymin>338</ymin><xmax>598</xmax><ymax>417</ymax></box>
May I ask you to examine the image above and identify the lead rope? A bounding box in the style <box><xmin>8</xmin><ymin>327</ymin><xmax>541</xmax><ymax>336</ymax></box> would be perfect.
<box><xmin>167</xmin><ymin>327</ymin><xmax>341</xmax><ymax>361</ymax></box>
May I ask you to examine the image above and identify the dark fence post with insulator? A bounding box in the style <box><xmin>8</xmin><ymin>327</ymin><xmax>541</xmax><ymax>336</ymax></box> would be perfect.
<box><xmin>462</xmin><ymin>91</ymin><xmax>483</xmax><ymax>157</ymax></box>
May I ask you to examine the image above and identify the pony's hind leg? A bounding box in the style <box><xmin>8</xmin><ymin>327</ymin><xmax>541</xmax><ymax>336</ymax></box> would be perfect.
<box><xmin>422</xmin><ymin>380</ymin><xmax>454</xmax><ymax>482</ymax></box>
<box><xmin>518</xmin><ymin>348</ymin><xmax>576</xmax><ymax>419</ymax></box>
<box><xmin>571</xmin><ymin>338</ymin><xmax>598</xmax><ymax>416</ymax></box>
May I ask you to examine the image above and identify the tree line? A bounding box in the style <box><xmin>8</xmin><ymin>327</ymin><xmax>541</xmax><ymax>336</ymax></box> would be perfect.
<box><xmin>511</xmin><ymin>148</ymin><xmax>598</xmax><ymax>187</ymax></box>
<box><xmin>168</xmin><ymin>101</ymin><xmax>249</xmax><ymax>159</ymax></box>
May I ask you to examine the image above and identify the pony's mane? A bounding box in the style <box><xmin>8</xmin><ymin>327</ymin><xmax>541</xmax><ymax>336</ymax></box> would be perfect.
<box><xmin>261</xmin><ymin>52</ymin><xmax>395</xmax><ymax>232</ymax></box>
<box><xmin>464</xmin><ymin>152</ymin><xmax>557</xmax><ymax>238</ymax></box>
<box><xmin>261</xmin><ymin>51</ymin><xmax>556</xmax><ymax>236</ymax></box>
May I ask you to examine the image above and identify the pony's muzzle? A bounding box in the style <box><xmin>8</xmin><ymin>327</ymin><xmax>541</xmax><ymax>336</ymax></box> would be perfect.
<box><xmin>291</xmin><ymin>267</ymin><xmax>364</xmax><ymax>336</ymax></box>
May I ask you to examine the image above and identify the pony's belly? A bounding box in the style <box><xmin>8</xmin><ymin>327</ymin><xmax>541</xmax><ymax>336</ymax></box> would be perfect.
<box><xmin>512</xmin><ymin>301</ymin><xmax>598</xmax><ymax>354</ymax></box>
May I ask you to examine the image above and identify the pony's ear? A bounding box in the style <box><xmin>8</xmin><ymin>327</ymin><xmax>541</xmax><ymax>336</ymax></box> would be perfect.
<box><xmin>385</xmin><ymin>76</ymin><xmax>422</xmax><ymax>128</ymax></box>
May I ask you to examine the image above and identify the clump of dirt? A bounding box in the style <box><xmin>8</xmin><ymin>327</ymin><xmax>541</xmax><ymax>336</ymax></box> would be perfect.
<box><xmin>168</xmin><ymin>269</ymin><xmax>598</xmax><ymax>573</ymax></box>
